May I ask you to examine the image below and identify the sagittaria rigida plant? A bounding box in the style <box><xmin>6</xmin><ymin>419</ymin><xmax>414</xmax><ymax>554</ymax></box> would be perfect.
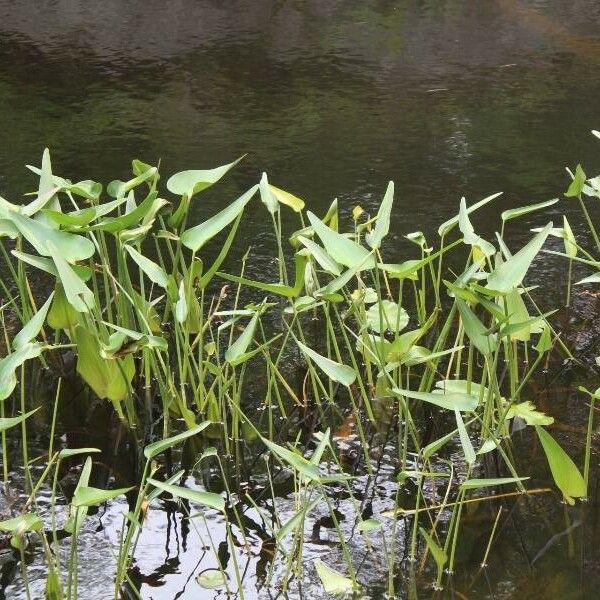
<box><xmin>0</xmin><ymin>146</ymin><xmax>596</xmax><ymax>598</ymax></box>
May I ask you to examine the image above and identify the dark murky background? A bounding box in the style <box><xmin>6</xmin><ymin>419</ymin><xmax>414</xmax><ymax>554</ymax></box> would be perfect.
<box><xmin>1</xmin><ymin>1</ymin><xmax>600</xmax><ymax>598</ymax></box>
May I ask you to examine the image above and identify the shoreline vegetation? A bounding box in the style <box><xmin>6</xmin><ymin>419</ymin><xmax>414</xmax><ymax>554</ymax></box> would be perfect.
<box><xmin>0</xmin><ymin>138</ymin><xmax>598</xmax><ymax>598</ymax></box>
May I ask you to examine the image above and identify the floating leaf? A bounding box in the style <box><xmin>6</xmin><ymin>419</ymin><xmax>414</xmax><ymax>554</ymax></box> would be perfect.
<box><xmin>196</xmin><ymin>569</ymin><xmax>228</xmax><ymax>590</ymax></box>
<box><xmin>365</xmin><ymin>300</ymin><xmax>408</xmax><ymax>333</ymax></box>
<box><xmin>506</xmin><ymin>402</ymin><xmax>554</xmax><ymax>426</ymax></box>
<box><xmin>0</xmin><ymin>513</ymin><xmax>43</xmax><ymax>535</ymax></box>
<box><xmin>314</xmin><ymin>560</ymin><xmax>354</xmax><ymax>595</ymax></box>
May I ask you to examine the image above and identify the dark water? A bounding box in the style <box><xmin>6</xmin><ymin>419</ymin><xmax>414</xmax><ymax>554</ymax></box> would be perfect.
<box><xmin>1</xmin><ymin>1</ymin><xmax>600</xmax><ymax>598</ymax></box>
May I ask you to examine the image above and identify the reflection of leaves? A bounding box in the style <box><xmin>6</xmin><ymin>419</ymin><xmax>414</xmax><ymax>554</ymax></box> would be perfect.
<box><xmin>506</xmin><ymin>401</ymin><xmax>554</xmax><ymax>426</ymax></box>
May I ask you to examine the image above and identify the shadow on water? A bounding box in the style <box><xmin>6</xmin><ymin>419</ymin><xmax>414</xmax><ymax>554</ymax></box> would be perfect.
<box><xmin>1</xmin><ymin>0</ymin><xmax>600</xmax><ymax>598</ymax></box>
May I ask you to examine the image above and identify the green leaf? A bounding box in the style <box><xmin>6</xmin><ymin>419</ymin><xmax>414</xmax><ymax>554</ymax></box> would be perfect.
<box><xmin>296</xmin><ymin>340</ymin><xmax>356</xmax><ymax>386</ymax></box>
<box><xmin>565</xmin><ymin>164</ymin><xmax>586</xmax><ymax>197</ymax></box>
<box><xmin>225</xmin><ymin>311</ymin><xmax>259</xmax><ymax>364</ymax></box>
<box><xmin>12</xmin><ymin>292</ymin><xmax>54</xmax><ymax>350</ymax></box>
<box><xmin>125</xmin><ymin>245</ymin><xmax>170</xmax><ymax>289</ymax></box>
<box><xmin>57</xmin><ymin>447</ymin><xmax>101</xmax><ymax>459</ymax></box>
<box><xmin>276</xmin><ymin>497</ymin><xmax>321</xmax><ymax>541</ymax></box>
<box><xmin>144</xmin><ymin>422</ymin><xmax>211</xmax><ymax>459</ymax></box>
<box><xmin>506</xmin><ymin>401</ymin><xmax>554</xmax><ymax>426</ymax></box>
<box><xmin>365</xmin><ymin>300</ymin><xmax>408</xmax><ymax>334</ymax></box>
<box><xmin>147</xmin><ymin>478</ymin><xmax>225</xmax><ymax>512</ymax></box>
<box><xmin>438</xmin><ymin>192</ymin><xmax>502</xmax><ymax>237</ymax></box>
<box><xmin>48</xmin><ymin>242</ymin><xmax>95</xmax><ymax>313</ymax></box>
<box><xmin>460</xmin><ymin>477</ymin><xmax>529</xmax><ymax>490</ymax></box>
<box><xmin>307</xmin><ymin>211</ymin><xmax>375</xmax><ymax>269</ymax></box>
<box><xmin>74</xmin><ymin>326</ymin><xmax>134</xmax><ymax>403</ymax></box>
<box><xmin>9</xmin><ymin>211</ymin><xmax>95</xmax><ymax>263</ymax></box>
<box><xmin>196</xmin><ymin>569</ymin><xmax>228</xmax><ymax>590</ymax></box>
<box><xmin>314</xmin><ymin>560</ymin><xmax>354</xmax><ymax>595</ymax></box>
<box><xmin>47</xmin><ymin>284</ymin><xmax>80</xmax><ymax>330</ymax></box>
<box><xmin>167</xmin><ymin>157</ymin><xmax>243</xmax><ymax>199</ymax></box>
<box><xmin>358</xmin><ymin>518</ymin><xmax>382</xmax><ymax>532</ymax></box>
<box><xmin>107</xmin><ymin>167</ymin><xmax>158</xmax><ymax>199</ymax></box>
<box><xmin>174</xmin><ymin>280</ymin><xmax>188</xmax><ymax>323</ymax></box>
<box><xmin>181</xmin><ymin>185</ymin><xmax>258</xmax><ymax>252</ymax></box>
<box><xmin>456</xmin><ymin>298</ymin><xmax>496</xmax><ymax>355</ymax></box>
<box><xmin>365</xmin><ymin>181</ymin><xmax>394</xmax><ymax>250</ymax></box>
<box><xmin>486</xmin><ymin>223</ymin><xmax>552</xmax><ymax>294</ymax></box>
<box><xmin>65</xmin><ymin>456</ymin><xmax>92</xmax><ymax>533</ymax></box>
<box><xmin>298</xmin><ymin>235</ymin><xmax>342</xmax><ymax>275</ymax></box>
<box><xmin>268</xmin><ymin>184</ymin><xmax>304</xmax><ymax>212</ymax></box>
<box><xmin>259</xmin><ymin>172</ymin><xmax>278</xmax><ymax>214</ymax></box>
<box><xmin>422</xmin><ymin>428</ymin><xmax>458</xmax><ymax>460</ymax></box>
<box><xmin>392</xmin><ymin>387</ymin><xmax>478</xmax><ymax>412</ymax></box>
<box><xmin>563</xmin><ymin>216</ymin><xmax>577</xmax><ymax>258</ymax></box>
<box><xmin>91</xmin><ymin>190</ymin><xmax>162</xmax><ymax>233</ymax></box>
<box><xmin>459</xmin><ymin>197</ymin><xmax>495</xmax><ymax>257</ymax></box>
<box><xmin>11</xmin><ymin>250</ymin><xmax>92</xmax><ymax>281</ymax></box>
<box><xmin>419</xmin><ymin>527</ymin><xmax>447</xmax><ymax>580</ymax></box>
<box><xmin>73</xmin><ymin>486</ymin><xmax>133</xmax><ymax>507</ymax></box>
<box><xmin>0</xmin><ymin>513</ymin><xmax>43</xmax><ymax>534</ymax></box>
<box><xmin>501</xmin><ymin>199</ymin><xmax>558</xmax><ymax>222</ymax></box>
<box><xmin>0</xmin><ymin>408</ymin><xmax>39</xmax><ymax>433</ymax></box>
<box><xmin>218</xmin><ymin>252</ymin><xmax>307</xmax><ymax>298</ymax></box>
<box><xmin>0</xmin><ymin>343</ymin><xmax>44</xmax><ymax>401</ymax></box>
<box><xmin>262</xmin><ymin>437</ymin><xmax>322</xmax><ymax>481</ymax></box>
<box><xmin>455</xmin><ymin>408</ymin><xmax>475</xmax><ymax>466</ymax></box>
<box><xmin>536</xmin><ymin>426</ymin><xmax>586</xmax><ymax>504</ymax></box>
<box><xmin>147</xmin><ymin>470</ymin><xmax>185</xmax><ymax>503</ymax></box>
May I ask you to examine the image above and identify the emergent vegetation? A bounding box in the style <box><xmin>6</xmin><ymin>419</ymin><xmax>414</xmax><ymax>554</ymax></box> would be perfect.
<box><xmin>0</xmin><ymin>142</ymin><xmax>597</xmax><ymax>598</ymax></box>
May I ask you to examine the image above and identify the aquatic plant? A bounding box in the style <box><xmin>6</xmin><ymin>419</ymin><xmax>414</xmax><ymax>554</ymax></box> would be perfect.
<box><xmin>0</xmin><ymin>148</ymin><xmax>592</xmax><ymax>598</ymax></box>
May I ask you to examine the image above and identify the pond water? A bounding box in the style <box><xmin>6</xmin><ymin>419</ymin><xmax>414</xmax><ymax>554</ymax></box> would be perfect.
<box><xmin>1</xmin><ymin>1</ymin><xmax>600</xmax><ymax>598</ymax></box>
